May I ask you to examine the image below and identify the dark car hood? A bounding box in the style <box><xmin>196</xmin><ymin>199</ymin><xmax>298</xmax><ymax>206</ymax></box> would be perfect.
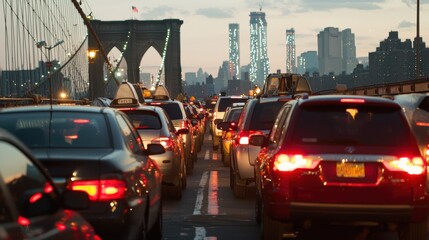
<box><xmin>31</xmin><ymin>148</ymin><xmax>114</xmax><ymax>187</ymax></box>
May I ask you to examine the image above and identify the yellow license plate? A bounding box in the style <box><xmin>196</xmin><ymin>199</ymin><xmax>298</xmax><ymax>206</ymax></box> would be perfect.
<box><xmin>336</xmin><ymin>162</ymin><xmax>365</xmax><ymax>178</ymax></box>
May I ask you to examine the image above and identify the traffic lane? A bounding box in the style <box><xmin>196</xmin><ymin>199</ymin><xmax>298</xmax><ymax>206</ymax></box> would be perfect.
<box><xmin>162</xmin><ymin>134</ymin><xmax>260</xmax><ymax>240</ymax></box>
<box><xmin>162</xmin><ymin>131</ymin><xmax>414</xmax><ymax>240</ymax></box>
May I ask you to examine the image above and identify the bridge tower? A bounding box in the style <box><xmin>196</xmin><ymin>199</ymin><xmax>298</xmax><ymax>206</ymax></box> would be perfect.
<box><xmin>88</xmin><ymin>19</ymin><xmax>183</xmax><ymax>99</ymax></box>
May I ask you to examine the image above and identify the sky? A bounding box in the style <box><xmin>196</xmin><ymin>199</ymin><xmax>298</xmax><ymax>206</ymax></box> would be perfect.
<box><xmin>88</xmin><ymin>0</ymin><xmax>429</xmax><ymax>77</ymax></box>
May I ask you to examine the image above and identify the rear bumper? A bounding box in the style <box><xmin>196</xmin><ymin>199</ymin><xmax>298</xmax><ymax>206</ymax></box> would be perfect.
<box><xmin>266</xmin><ymin>201</ymin><xmax>428</xmax><ymax>223</ymax></box>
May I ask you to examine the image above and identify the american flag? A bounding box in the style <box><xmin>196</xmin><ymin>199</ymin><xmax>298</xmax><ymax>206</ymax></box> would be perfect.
<box><xmin>132</xmin><ymin>6</ymin><xmax>138</xmax><ymax>13</ymax></box>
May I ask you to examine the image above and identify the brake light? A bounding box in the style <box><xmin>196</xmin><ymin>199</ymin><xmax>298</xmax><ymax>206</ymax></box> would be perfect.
<box><xmin>383</xmin><ymin>156</ymin><xmax>425</xmax><ymax>175</ymax></box>
<box><xmin>73</xmin><ymin>119</ymin><xmax>90</xmax><ymax>124</ymax></box>
<box><xmin>340</xmin><ymin>98</ymin><xmax>365</xmax><ymax>104</ymax></box>
<box><xmin>152</xmin><ymin>137</ymin><xmax>174</xmax><ymax>149</ymax></box>
<box><xmin>181</xmin><ymin>120</ymin><xmax>189</xmax><ymax>130</ymax></box>
<box><xmin>236</xmin><ymin>131</ymin><xmax>263</xmax><ymax>145</ymax></box>
<box><xmin>68</xmin><ymin>179</ymin><xmax>126</xmax><ymax>201</ymax></box>
<box><xmin>273</xmin><ymin>154</ymin><xmax>320</xmax><ymax>172</ymax></box>
<box><xmin>149</xmin><ymin>102</ymin><xmax>161</xmax><ymax>105</ymax></box>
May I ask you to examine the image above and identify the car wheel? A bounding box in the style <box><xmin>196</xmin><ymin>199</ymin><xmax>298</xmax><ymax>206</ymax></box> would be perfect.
<box><xmin>182</xmin><ymin>167</ymin><xmax>187</xmax><ymax>189</ymax></box>
<box><xmin>233</xmin><ymin>174</ymin><xmax>246</xmax><ymax>199</ymax></box>
<box><xmin>170</xmin><ymin>179</ymin><xmax>183</xmax><ymax>200</ymax></box>
<box><xmin>255</xmin><ymin>189</ymin><xmax>262</xmax><ymax>224</ymax></box>
<box><xmin>400</xmin><ymin>221</ymin><xmax>427</xmax><ymax>240</ymax></box>
<box><xmin>147</xmin><ymin>201</ymin><xmax>162</xmax><ymax>240</ymax></box>
<box><xmin>229</xmin><ymin>166</ymin><xmax>234</xmax><ymax>189</ymax></box>
<box><xmin>186</xmin><ymin>157</ymin><xmax>193</xmax><ymax>175</ymax></box>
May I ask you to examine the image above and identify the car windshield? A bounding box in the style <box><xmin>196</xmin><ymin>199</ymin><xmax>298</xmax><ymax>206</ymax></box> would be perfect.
<box><xmin>0</xmin><ymin>112</ymin><xmax>111</xmax><ymax>148</ymax></box>
<box><xmin>292</xmin><ymin>106</ymin><xmax>409</xmax><ymax>146</ymax></box>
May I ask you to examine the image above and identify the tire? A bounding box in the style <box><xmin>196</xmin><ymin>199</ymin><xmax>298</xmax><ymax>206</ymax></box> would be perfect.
<box><xmin>229</xmin><ymin>166</ymin><xmax>234</xmax><ymax>189</ymax></box>
<box><xmin>233</xmin><ymin>174</ymin><xmax>246</xmax><ymax>199</ymax></box>
<box><xmin>255</xmin><ymin>190</ymin><xmax>262</xmax><ymax>224</ymax></box>
<box><xmin>170</xmin><ymin>180</ymin><xmax>182</xmax><ymax>200</ymax></box>
<box><xmin>147</xmin><ymin>202</ymin><xmax>162</xmax><ymax>240</ymax></box>
<box><xmin>186</xmin><ymin>156</ymin><xmax>193</xmax><ymax>175</ymax></box>
<box><xmin>400</xmin><ymin>221</ymin><xmax>427</xmax><ymax>240</ymax></box>
<box><xmin>181</xmin><ymin>167</ymin><xmax>187</xmax><ymax>189</ymax></box>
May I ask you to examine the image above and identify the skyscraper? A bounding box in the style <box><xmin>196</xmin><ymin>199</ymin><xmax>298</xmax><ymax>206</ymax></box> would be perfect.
<box><xmin>249</xmin><ymin>11</ymin><xmax>270</xmax><ymax>86</ymax></box>
<box><xmin>286</xmin><ymin>28</ymin><xmax>296</xmax><ymax>73</ymax></box>
<box><xmin>342</xmin><ymin>28</ymin><xmax>358</xmax><ymax>74</ymax></box>
<box><xmin>317</xmin><ymin>27</ymin><xmax>358</xmax><ymax>75</ymax></box>
<box><xmin>318</xmin><ymin>27</ymin><xmax>342</xmax><ymax>75</ymax></box>
<box><xmin>229</xmin><ymin>23</ymin><xmax>240</xmax><ymax>80</ymax></box>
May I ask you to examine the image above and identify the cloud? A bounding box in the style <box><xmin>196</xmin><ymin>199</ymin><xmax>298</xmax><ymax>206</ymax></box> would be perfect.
<box><xmin>195</xmin><ymin>8</ymin><xmax>234</xmax><ymax>19</ymax></box>
<box><xmin>398</xmin><ymin>20</ymin><xmax>416</xmax><ymax>28</ymax></box>
<box><xmin>139</xmin><ymin>6</ymin><xmax>189</xmax><ymax>20</ymax></box>
<box><xmin>269</xmin><ymin>0</ymin><xmax>384</xmax><ymax>13</ymax></box>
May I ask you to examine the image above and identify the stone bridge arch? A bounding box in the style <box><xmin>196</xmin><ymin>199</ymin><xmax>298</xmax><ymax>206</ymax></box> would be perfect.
<box><xmin>88</xmin><ymin>19</ymin><xmax>183</xmax><ymax>99</ymax></box>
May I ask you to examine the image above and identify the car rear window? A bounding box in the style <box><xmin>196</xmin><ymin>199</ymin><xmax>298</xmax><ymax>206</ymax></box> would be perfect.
<box><xmin>226</xmin><ymin>108</ymin><xmax>242</xmax><ymax>122</ymax></box>
<box><xmin>249</xmin><ymin>102</ymin><xmax>285</xmax><ymax>130</ymax></box>
<box><xmin>0</xmin><ymin>112</ymin><xmax>111</xmax><ymax>148</ymax></box>
<box><xmin>122</xmin><ymin>110</ymin><xmax>162</xmax><ymax>129</ymax></box>
<box><xmin>218</xmin><ymin>98</ymin><xmax>248</xmax><ymax>112</ymax></box>
<box><xmin>292</xmin><ymin>106</ymin><xmax>409</xmax><ymax>146</ymax></box>
<box><xmin>156</xmin><ymin>103</ymin><xmax>183</xmax><ymax>120</ymax></box>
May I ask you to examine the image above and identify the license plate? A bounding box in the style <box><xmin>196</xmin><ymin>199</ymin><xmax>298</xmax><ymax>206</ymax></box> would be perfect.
<box><xmin>336</xmin><ymin>162</ymin><xmax>365</xmax><ymax>178</ymax></box>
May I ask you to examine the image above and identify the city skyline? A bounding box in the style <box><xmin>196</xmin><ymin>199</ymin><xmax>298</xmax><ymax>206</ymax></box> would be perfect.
<box><xmin>88</xmin><ymin>0</ymin><xmax>428</xmax><ymax>77</ymax></box>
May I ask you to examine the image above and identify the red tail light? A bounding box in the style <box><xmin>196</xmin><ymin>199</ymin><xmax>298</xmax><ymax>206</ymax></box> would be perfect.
<box><xmin>180</xmin><ymin>120</ymin><xmax>189</xmax><ymax>130</ymax></box>
<box><xmin>152</xmin><ymin>137</ymin><xmax>174</xmax><ymax>149</ymax></box>
<box><xmin>383</xmin><ymin>156</ymin><xmax>425</xmax><ymax>175</ymax></box>
<box><xmin>273</xmin><ymin>154</ymin><xmax>320</xmax><ymax>172</ymax></box>
<box><xmin>68</xmin><ymin>179</ymin><xmax>126</xmax><ymax>201</ymax></box>
<box><xmin>236</xmin><ymin>130</ymin><xmax>263</xmax><ymax>145</ymax></box>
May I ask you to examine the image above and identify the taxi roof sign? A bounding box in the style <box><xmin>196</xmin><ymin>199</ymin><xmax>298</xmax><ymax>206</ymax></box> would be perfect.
<box><xmin>152</xmin><ymin>85</ymin><xmax>171</xmax><ymax>100</ymax></box>
<box><xmin>110</xmin><ymin>98</ymin><xmax>139</xmax><ymax>108</ymax></box>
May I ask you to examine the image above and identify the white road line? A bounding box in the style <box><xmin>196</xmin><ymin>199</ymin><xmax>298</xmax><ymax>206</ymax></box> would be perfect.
<box><xmin>194</xmin><ymin>227</ymin><xmax>206</xmax><ymax>240</ymax></box>
<box><xmin>204</xmin><ymin>149</ymin><xmax>210</xmax><ymax>160</ymax></box>
<box><xmin>193</xmin><ymin>171</ymin><xmax>209</xmax><ymax>215</ymax></box>
<box><xmin>208</xmin><ymin>171</ymin><xmax>219</xmax><ymax>215</ymax></box>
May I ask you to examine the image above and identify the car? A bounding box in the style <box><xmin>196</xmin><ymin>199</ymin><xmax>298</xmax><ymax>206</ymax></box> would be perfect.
<box><xmin>0</xmin><ymin>105</ymin><xmax>165</xmax><ymax>240</ymax></box>
<box><xmin>250</xmin><ymin>95</ymin><xmax>427</xmax><ymax>240</ymax></box>
<box><xmin>111</xmin><ymin>97</ymin><xmax>188</xmax><ymax>200</ymax></box>
<box><xmin>148</xmin><ymin>85</ymin><xmax>196</xmax><ymax>175</ymax></box>
<box><xmin>211</xmin><ymin>95</ymin><xmax>250</xmax><ymax>150</ymax></box>
<box><xmin>228</xmin><ymin>96</ymin><xmax>288</xmax><ymax>198</ymax></box>
<box><xmin>394</xmin><ymin>93</ymin><xmax>429</xmax><ymax>159</ymax></box>
<box><xmin>0</xmin><ymin>128</ymin><xmax>100</xmax><ymax>240</ymax></box>
<box><xmin>216</xmin><ymin>103</ymin><xmax>245</xmax><ymax>167</ymax></box>
<box><xmin>182</xmin><ymin>101</ymin><xmax>202</xmax><ymax>158</ymax></box>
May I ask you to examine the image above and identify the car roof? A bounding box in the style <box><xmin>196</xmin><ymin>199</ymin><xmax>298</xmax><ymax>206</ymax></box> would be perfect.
<box><xmin>0</xmin><ymin>104</ymin><xmax>112</xmax><ymax>114</ymax></box>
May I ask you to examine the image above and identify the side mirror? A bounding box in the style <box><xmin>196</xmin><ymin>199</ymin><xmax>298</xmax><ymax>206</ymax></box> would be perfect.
<box><xmin>217</xmin><ymin>121</ymin><xmax>230</xmax><ymax>131</ymax></box>
<box><xmin>249</xmin><ymin>134</ymin><xmax>266</xmax><ymax>147</ymax></box>
<box><xmin>214</xmin><ymin>119</ymin><xmax>222</xmax><ymax>125</ymax></box>
<box><xmin>146</xmin><ymin>143</ymin><xmax>166</xmax><ymax>155</ymax></box>
<box><xmin>190</xmin><ymin>119</ymin><xmax>199</xmax><ymax>126</ymax></box>
<box><xmin>177</xmin><ymin>128</ymin><xmax>189</xmax><ymax>135</ymax></box>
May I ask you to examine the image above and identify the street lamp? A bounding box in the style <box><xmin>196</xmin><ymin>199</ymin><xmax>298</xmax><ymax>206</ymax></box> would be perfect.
<box><xmin>37</xmin><ymin>40</ymin><xmax>64</xmax><ymax>105</ymax></box>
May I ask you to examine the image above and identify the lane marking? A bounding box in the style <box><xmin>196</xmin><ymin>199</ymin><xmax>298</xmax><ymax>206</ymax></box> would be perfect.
<box><xmin>204</xmin><ymin>149</ymin><xmax>210</xmax><ymax>160</ymax></box>
<box><xmin>194</xmin><ymin>227</ymin><xmax>206</xmax><ymax>240</ymax></box>
<box><xmin>193</xmin><ymin>171</ymin><xmax>209</xmax><ymax>215</ymax></box>
<box><xmin>212</xmin><ymin>152</ymin><xmax>218</xmax><ymax>161</ymax></box>
<box><xmin>208</xmin><ymin>171</ymin><xmax>219</xmax><ymax>215</ymax></box>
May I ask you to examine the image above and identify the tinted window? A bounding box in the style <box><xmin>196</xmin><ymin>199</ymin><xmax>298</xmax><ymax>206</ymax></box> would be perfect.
<box><xmin>122</xmin><ymin>110</ymin><xmax>162</xmax><ymax>129</ymax></box>
<box><xmin>0</xmin><ymin>112</ymin><xmax>110</xmax><ymax>148</ymax></box>
<box><xmin>116</xmin><ymin>114</ymin><xmax>143</xmax><ymax>154</ymax></box>
<box><xmin>0</xmin><ymin>141</ymin><xmax>58</xmax><ymax>218</ymax></box>
<box><xmin>292</xmin><ymin>106</ymin><xmax>409</xmax><ymax>146</ymax></box>
<box><xmin>218</xmin><ymin>98</ymin><xmax>248</xmax><ymax>112</ymax></box>
<box><xmin>226</xmin><ymin>109</ymin><xmax>242</xmax><ymax>122</ymax></box>
<box><xmin>249</xmin><ymin>102</ymin><xmax>285</xmax><ymax>130</ymax></box>
<box><xmin>156</xmin><ymin>103</ymin><xmax>183</xmax><ymax>120</ymax></box>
